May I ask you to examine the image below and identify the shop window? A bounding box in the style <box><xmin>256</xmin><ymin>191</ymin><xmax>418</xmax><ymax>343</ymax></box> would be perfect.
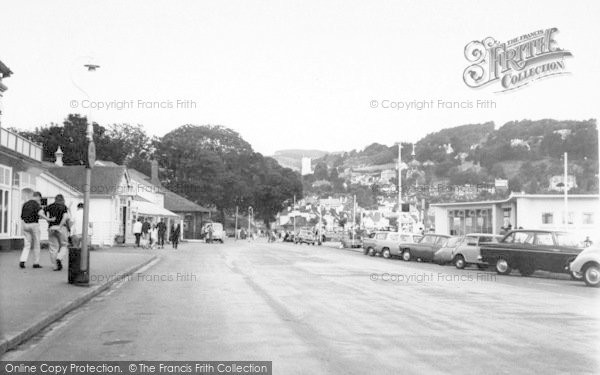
<box><xmin>582</xmin><ymin>213</ymin><xmax>594</xmax><ymax>225</ymax></box>
<box><xmin>542</xmin><ymin>213</ymin><xmax>554</xmax><ymax>225</ymax></box>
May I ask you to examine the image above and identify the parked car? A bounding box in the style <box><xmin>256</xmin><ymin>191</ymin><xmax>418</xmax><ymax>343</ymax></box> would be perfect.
<box><xmin>433</xmin><ymin>236</ymin><xmax>464</xmax><ymax>265</ymax></box>
<box><xmin>569</xmin><ymin>246</ymin><xmax>600</xmax><ymax>287</ymax></box>
<box><xmin>480</xmin><ymin>230</ymin><xmax>585</xmax><ymax>276</ymax></box>
<box><xmin>361</xmin><ymin>231</ymin><xmax>385</xmax><ymax>256</ymax></box>
<box><xmin>201</xmin><ymin>222</ymin><xmax>225</xmax><ymax>243</ymax></box>
<box><xmin>362</xmin><ymin>232</ymin><xmax>423</xmax><ymax>258</ymax></box>
<box><xmin>399</xmin><ymin>234</ymin><xmax>451</xmax><ymax>262</ymax></box>
<box><xmin>340</xmin><ymin>235</ymin><xmax>362</xmax><ymax>249</ymax></box>
<box><xmin>295</xmin><ymin>229</ymin><xmax>316</xmax><ymax>245</ymax></box>
<box><xmin>450</xmin><ymin>233</ymin><xmax>503</xmax><ymax>269</ymax></box>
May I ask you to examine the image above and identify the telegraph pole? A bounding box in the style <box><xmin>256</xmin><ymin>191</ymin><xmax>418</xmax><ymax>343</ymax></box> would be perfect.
<box><xmin>397</xmin><ymin>142</ymin><xmax>402</xmax><ymax>233</ymax></box>
<box><xmin>293</xmin><ymin>195</ymin><xmax>296</xmax><ymax>233</ymax></box>
<box><xmin>352</xmin><ymin>194</ymin><xmax>356</xmax><ymax>243</ymax></box>
<box><xmin>234</xmin><ymin>206</ymin><xmax>238</xmax><ymax>240</ymax></box>
<box><xmin>564</xmin><ymin>152</ymin><xmax>568</xmax><ymax>230</ymax></box>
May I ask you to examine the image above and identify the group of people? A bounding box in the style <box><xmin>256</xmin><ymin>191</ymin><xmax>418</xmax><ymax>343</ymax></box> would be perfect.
<box><xmin>19</xmin><ymin>192</ymin><xmax>87</xmax><ymax>271</ymax></box>
<box><xmin>132</xmin><ymin>217</ymin><xmax>180</xmax><ymax>249</ymax></box>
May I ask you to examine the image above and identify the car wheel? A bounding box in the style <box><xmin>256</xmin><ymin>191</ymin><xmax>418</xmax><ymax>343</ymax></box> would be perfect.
<box><xmin>382</xmin><ymin>248</ymin><xmax>391</xmax><ymax>259</ymax></box>
<box><xmin>583</xmin><ymin>263</ymin><xmax>600</xmax><ymax>287</ymax></box>
<box><xmin>518</xmin><ymin>261</ymin><xmax>535</xmax><ymax>277</ymax></box>
<box><xmin>368</xmin><ymin>248</ymin><xmax>376</xmax><ymax>257</ymax></box>
<box><xmin>401</xmin><ymin>249</ymin><xmax>411</xmax><ymax>261</ymax></box>
<box><xmin>495</xmin><ymin>258</ymin><xmax>512</xmax><ymax>275</ymax></box>
<box><xmin>454</xmin><ymin>255</ymin><xmax>466</xmax><ymax>269</ymax></box>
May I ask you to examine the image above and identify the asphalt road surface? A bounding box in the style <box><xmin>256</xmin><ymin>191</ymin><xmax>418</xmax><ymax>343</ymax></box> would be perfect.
<box><xmin>3</xmin><ymin>240</ymin><xmax>599</xmax><ymax>374</ymax></box>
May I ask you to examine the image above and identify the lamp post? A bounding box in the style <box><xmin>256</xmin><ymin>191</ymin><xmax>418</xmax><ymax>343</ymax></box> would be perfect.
<box><xmin>248</xmin><ymin>206</ymin><xmax>253</xmax><ymax>240</ymax></box>
<box><xmin>76</xmin><ymin>63</ymin><xmax>99</xmax><ymax>286</ymax></box>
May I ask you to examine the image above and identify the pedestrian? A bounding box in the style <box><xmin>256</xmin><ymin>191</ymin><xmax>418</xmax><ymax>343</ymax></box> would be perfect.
<box><xmin>133</xmin><ymin>218</ymin><xmax>143</xmax><ymax>247</ymax></box>
<box><xmin>69</xmin><ymin>203</ymin><xmax>84</xmax><ymax>248</ymax></box>
<box><xmin>142</xmin><ymin>218</ymin><xmax>151</xmax><ymax>243</ymax></box>
<box><xmin>150</xmin><ymin>224</ymin><xmax>158</xmax><ymax>249</ymax></box>
<box><xmin>584</xmin><ymin>236</ymin><xmax>593</xmax><ymax>247</ymax></box>
<box><xmin>45</xmin><ymin>194</ymin><xmax>70</xmax><ymax>271</ymax></box>
<box><xmin>207</xmin><ymin>223</ymin><xmax>213</xmax><ymax>244</ymax></box>
<box><xmin>157</xmin><ymin>218</ymin><xmax>166</xmax><ymax>249</ymax></box>
<box><xmin>19</xmin><ymin>192</ymin><xmax>54</xmax><ymax>269</ymax></box>
<box><xmin>170</xmin><ymin>223</ymin><xmax>181</xmax><ymax>249</ymax></box>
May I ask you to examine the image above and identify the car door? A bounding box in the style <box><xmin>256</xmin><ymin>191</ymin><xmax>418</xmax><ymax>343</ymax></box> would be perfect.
<box><xmin>414</xmin><ymin>235</ymin><xmax>436</xmax><ymax>258</ymax></box>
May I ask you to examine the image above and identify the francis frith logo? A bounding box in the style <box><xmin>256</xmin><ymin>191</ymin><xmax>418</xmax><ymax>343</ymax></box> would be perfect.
<box><xmin>463</xmin><ymin>28</ymin><xmax>572</xmax><ymax>92</ymax></box>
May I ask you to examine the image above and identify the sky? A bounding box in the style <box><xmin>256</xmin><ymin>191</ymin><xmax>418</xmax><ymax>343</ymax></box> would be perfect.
<box><xmin>0</xmin><ymin>0</ymin><xmax>598</xmax><ymax>155</ymax></box>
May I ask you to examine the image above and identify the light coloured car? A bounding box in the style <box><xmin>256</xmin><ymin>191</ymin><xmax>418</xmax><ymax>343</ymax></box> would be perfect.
<box><xmin>433</xmin><ymin>237</ymin><xmax>464</xmax><ymax>265</ymax></box>
<box><xmin>452</xmin><ymin>233</ymin><xmax>503</xmax><ymax>269</ymax></box>
<box><xmin>569</xmin><ymin>246</ymin><xmax>600</xmax><ymax>287</ymax></box>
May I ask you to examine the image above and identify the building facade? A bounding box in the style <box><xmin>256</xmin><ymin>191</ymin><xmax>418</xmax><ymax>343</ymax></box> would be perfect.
<box><xmin>431</xmin><ymin>193</ymin><xmax>599</xmax><ymax>241</ymax></box>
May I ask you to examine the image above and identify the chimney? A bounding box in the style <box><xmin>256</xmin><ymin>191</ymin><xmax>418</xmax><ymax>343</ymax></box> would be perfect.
<box><xmin>54</xmin><ymin>147</ymin><xmax>64</xmax><ymax>166</ymax></box>
<box><xmin>150</xmin><ymin>159</ymin><xmax>160</xmax><ymax>186</ymax></box>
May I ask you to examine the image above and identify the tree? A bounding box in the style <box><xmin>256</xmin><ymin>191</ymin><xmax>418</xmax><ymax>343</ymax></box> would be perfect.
<box><xmin>156</xmin><ymin>124</ymin><xmax>302</xmax><ymax>224</ymax></box>
<box><xmin>313</xmin><ymin>162</ymin><xmax>329</xmax><ymax>181</ymax></box>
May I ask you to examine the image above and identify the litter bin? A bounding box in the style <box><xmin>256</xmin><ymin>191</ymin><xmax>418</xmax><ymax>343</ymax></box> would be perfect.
<box><xmin>68</xmin><ymin>247</ymin><xmax>90</xmax><ymax>285</ymax></box>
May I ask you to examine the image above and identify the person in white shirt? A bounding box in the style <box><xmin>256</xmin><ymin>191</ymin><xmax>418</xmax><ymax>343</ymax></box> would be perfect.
<box><xmin>150</xmin><ymin>224</ymin><xmax>158</xmax><ymax>249</ymax></box>
<box><xmin>132</xmin><ymin>218</ymin><xmax>143</xmax><ymax>247</ymax></box>
<box><xmin>69</xmin><ymin>203</ymin><xmax>84</xmax><ymax>248</ymax></box>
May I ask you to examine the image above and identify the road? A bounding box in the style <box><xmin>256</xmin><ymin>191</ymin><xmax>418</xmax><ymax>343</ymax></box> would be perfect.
<box><xmin>3</xmin><ymin>240</ymin><xmax>599</xmax><ymax>374</ymax></box>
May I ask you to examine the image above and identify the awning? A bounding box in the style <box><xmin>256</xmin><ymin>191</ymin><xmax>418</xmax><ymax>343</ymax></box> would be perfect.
<box><xmin>133</xmin><ymin>200</ymin><xmax>180</xmax><ymax>218</ymax></box>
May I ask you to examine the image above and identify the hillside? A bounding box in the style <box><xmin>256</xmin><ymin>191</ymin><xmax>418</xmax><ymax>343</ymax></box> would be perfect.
<box><xmin>271</xmin><ymin>149</ymin><xmax>329</xmax><ymax>171</ymax></box>
<box><xmin>303</xmin><ymin>119</ymin><xmax>598</xmax><ymax>199</ymax></box>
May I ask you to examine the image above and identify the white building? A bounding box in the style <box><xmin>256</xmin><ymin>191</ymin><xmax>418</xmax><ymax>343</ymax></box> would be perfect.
<box><xmin>301</xmin><ymin>157</ymin><xmax>312</xmax><ymax>176</ymax></box>
<box><xmin>431</xmin><ymin>193</ymin><xmax>599</xmax><ymax>242</ymax></box>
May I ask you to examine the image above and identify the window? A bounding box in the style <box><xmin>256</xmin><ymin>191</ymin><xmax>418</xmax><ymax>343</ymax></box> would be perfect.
<box><xmin>388</xmin><ymin>233</ymin><xmax>399</xmax><ymax>242</ymax></box>
<box><xmin>561</xmin><ymin>212</ymin><xmax>574</xmax><ymax>225</ymax></box>
<box><xmin>421</xmin><ymin>235</ymin><xmax>437</xmax><ymax>244</ymax></box>
<box><xmin>541</xmin><ymin>213</ymin><xmax>554</xmax><ymax>225</ymax></box>
<box><xmin>0</xmin><ymin>165</ymin><xmax>11</xmax><ymax>236</ymax></box>
<box><xmin>510</xmin><ymin>232</ymin><xmax>533</xmax><ymax>244</ymax></box>
<box><xmin>375</xmin><ymin>233</ymin><xmax>387</xmax><ymax>240</ymax></box>
<box><xmin>535</xmin><ymin>233</ymin><xmax>554</xmax><ymax>246</ymax></box>
<box><xmin>582</xmin><ymin>213</ymin><xmax>594</xmax><ymax>225</ymax></box>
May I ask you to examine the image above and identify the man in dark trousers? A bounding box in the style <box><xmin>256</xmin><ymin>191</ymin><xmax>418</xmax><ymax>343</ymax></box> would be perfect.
<box><xmin>170</xmin><ymin>223</ymin><xmax>181</xmax><ymax>249</ymax></box>
<box><xmin>19</xmin><ymin>192</ymin><xmax>54</xmax><ymax>268</ymax></box>
<box><xmin>141</xmin><ymin>218</ymin><xmax>151</xmax><ymax>245</ymax></box>
<box><xmin>157</xmin><ymin>218</ymin><xmax>166</xmax><ymax>249</ymax></box>
<box><xmin>45</xmin><ymin>194</ymin><xmax>70</xmax><ymax>271</ymax></box>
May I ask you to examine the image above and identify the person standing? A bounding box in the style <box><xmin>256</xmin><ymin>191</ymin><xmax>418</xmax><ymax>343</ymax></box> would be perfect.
<box><xmin>133</xmin><ymin>218</ymin><xmax>143</xmax><ymax>247</ymax></box>
<box><xmin>141</xmin><ymin>218</ymin><xmax>151</xmax><ymax>243</ymax></box>
<box><xmin>45</xmin><ymin>194</ymin><xmax>70</xmax><ymax>271</ymax></box>
<box><xmin>149</xmin><ymin>224</ymin><xmax>158</xmax><ymax>249</ymax></box>
<box><xmin>171</xmin><ymin>223</ymin><xmax>180</xmax><ymax>249</ymax></box>
<box><xmin>157</xmin><ymin>218</ymin><xmax>166</xmax><ymax>249</ymax></box>
<box><xmin>19</xmin><ymin>192</ymin><xmax>53</xmax><ymax>268</ymax></box>
<box><xmin>69</xmin><ymin>203</ymin><xmax>84</xmax><ymax>248</ymax></box>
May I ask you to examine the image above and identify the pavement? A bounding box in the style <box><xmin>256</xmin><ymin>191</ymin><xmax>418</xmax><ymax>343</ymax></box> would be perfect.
<box><xmin>0</xmin><ymin>247</ymin><xmax>157</xmax><ymax>355</ymax></box>
<box><xmin>2</xmin><ymin>240</ymin><xmax>599</xmax><ymax>374</ymax></box>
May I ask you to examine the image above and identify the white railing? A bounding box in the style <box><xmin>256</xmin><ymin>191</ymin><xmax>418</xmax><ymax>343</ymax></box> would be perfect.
<box><xmin>0</xmin><ymin>126</ymin><xmax>43</xmax><ymax>161</ymax></box>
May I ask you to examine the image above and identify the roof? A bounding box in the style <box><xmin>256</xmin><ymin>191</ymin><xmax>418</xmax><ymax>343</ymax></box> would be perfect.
<box><xmin>134</xmin><ymin>200</ymin><xmax>179</xmax><ymax>218</ymax></box>
<box><xmin>126</xmin><ymin>168</ymin><xmax>212</xmax><ymax>213</ymax></box>
<box><xmin>163</xmin><ymin>189</ymin><xmax>212</xmax><ymax>213</ymax></box>
<box><xmin>47</xmin><ymin>166</ymin><xmax>128</xmax><ymax>196</ymax></box>
<box><xmin>431</xmin><ymin>193</ymin><xmax>600</xmax><ymax>207</ymax></box>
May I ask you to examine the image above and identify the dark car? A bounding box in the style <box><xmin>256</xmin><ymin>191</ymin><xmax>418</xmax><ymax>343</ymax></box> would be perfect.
<box><xmin>399</xmin><ymin>234</ymin><xmax>452</xmax><ymax>262</ymax></box>
<box><xmin>479</xmin><ymin>230</ymin><xmax>585</xmax><ymax>276</ymax></box>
